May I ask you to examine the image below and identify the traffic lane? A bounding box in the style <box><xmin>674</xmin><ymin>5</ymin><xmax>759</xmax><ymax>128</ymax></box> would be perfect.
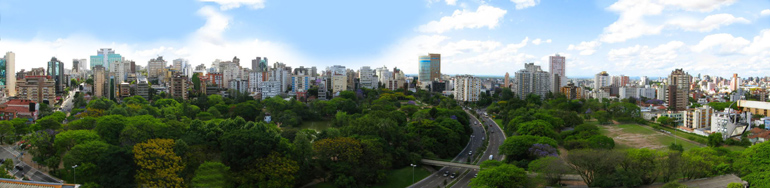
<box><xmin>450</xmin><ymin>110</ymin><xmax>489</xmax><ymax>188</ymax></box>
<box><xmin>408</xmin><ymin>115</ymin><xmax>485</xmax><ymax>188</ymax></box>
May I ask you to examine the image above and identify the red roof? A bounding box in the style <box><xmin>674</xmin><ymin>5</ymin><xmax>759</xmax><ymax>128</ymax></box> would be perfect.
<box><xmin>749</xmin><ymin>128</ymin><xmax>770</xmax><ymax>140</ymax></box>
<box><xmin>5</xmin><ymin>99</ymin><xmax>35</xmax><ymax>106</ymax></box>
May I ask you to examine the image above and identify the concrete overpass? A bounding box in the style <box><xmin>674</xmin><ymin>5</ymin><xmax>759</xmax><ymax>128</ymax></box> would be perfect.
<box><xmin>420</xmin><ymin>159</ymin><xmax>584</xmax><ymax>181</ymax></box>
<box><xmin>420</xmin><ymin>159</ymin><xmax>480</xmax><ymax>170</ymax></box>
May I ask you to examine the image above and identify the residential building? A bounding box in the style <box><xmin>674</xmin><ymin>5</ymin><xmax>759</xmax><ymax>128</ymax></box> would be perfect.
<box><xmin>16</xmin><ymin>76</ymin><xmax>56</xmax><ymax>103</ymax></box>
<box><xmin>514</xmin><ymin>63</ymin><xmax>550</xmax><ymax>99</ymax></box>
<box><xmin>89</xmin><ymin>48</ymin><xmax>122</xmax><ymax>70</ymax></box>
<box><xmin>376</xmin><ymin>66</ymin><xmax>391</xmax><ymax>85</ymax></box>
<box><xmin>94</xmin><ymin>65</ymin><xmax>106</xmax><ymax>98</ymax></box>
<box><xmin>611</xmin><ymin>75</ymin><xmax>630</xmax><ymax>87</ymax></box>
<box><xmin>206</xmin><ymin>73</ymin><xmax>224</xmax><ymax>87</ymax></box>
<box><xmin>0</xmin><ymin>52</ymin><xmax>16</xmax><ymax>96</ymax></box>
<box><xmin>386</xmin><ymin>79</ymin><xmax>405</xmax><ymax>91</ymax></box>
<box><xmin>110</xmin><ymin>60</ymin><xmax>134</xmax><ymax>82</ymax></box>
<box><xmin>454</xmin><ymin>75</ymin><xmax>481</xmax><ymax>102</ymax></box>
<box><xmin>328</xmin><ymin>65</ymin><xmax>347</xmax><ymax>93</ymax></box>
<box><xmin>169</xmin><ymin>75</ymin><xmax>188</xmax><ymax>100</ymax></box>
<box><xmin>594</xmin><ymin>71</ymin><xmax>610</xmax><ymax>90</ymax></box>
<box><xmin>291</xmin><ymin>67</ymin><xmax>315</xmax><ymax>93</ymax></box>
<box><xmin>119</xmin><ymin>82</ymin><xmax>131</xmax><ymax>98</ymax></box>
<box><xmin>228</xmin><ymin>79</ymin><xmax>249</xmax><ymax>93</ymax></box>
<box><xmin>359</xmin><ymin>66</ymin><xmax>378</xmax><ymax>89</ymax></box>
<box><xmin>173</xmin><ymin>58</ymin><xmax>187</xmax><ymax>71</ymax></box>
<box><xmin>560</xmin><ymin>81</ymin><xmax>582</xmax><ymax>100</ymax></box>
<box><xmin>260</xmin><ymin>80</ymin><xmax>282</xmax><ymax>99</ymax></box>
<box><xmin>683</xmin><ymin>106</ymin><xmax>713</xmax><ymax>129</ymax></box>
<box><xmin>418</xmin><ymin>53</ymin><xmax>441</xmax><ymax>88</ymax></box>
<box><xmin>668</xmin><ymin>69</ymin><xmax>691</xmax><ymax>111</ymax></box>
<box><xmin>549</xmin><ymin>54</ymin><xmax>566</xmax><ymax>92</ymax></box>
<box><xmin>657</xmin><ymin>84</ymin><xmax>668</xmax><ymax>101</ymax></box>
<box><xmin>504</xmin><ymin>72</ymin><xmax>510</xmax><ymax>88</ymax></box>
<box><xmin>252</xmin><ymin>57</ymin><xmax>269</xmax><ymax>72</ymax></box>
<box><xmin>619</xmin><ymin>86</ymin><xmax>637</xmax><ymax>99</ymax></box>
<box><xmin>730</xmin><ymin>73</ymin><xmax>740</xmax><ymax>92</ymax></box>
<box><xmin>431</xmin><ymin>81</ymin><xmax>446</xmax><ymax>92</ymax></box>
<box><xmin>47</xmin><ymin>57</ymin><xmax>66</xmax><ymax>95</ymax></box>
<box><xmin>269</xmin><ymin>66</ymin><xmax>291</xmax><ymax>93</ymax></box>
<box><xmin>346</xmin><ymin>69</ymin><xmax>357</xmax><ymax>90</ymax></box>
<box><xmin>136</xmin><ymin>77</ymin><xmax>149</xmax><ymax>99</ymax></box>
<box><xmin>147</xmin><ymin>56</ymin><xmax>167</xmax><ymax>83</ymax></box>
<box><xmin>637</xmin><ymin>86</ymin><xmax>657</xmax><ymax>99</ymax></box>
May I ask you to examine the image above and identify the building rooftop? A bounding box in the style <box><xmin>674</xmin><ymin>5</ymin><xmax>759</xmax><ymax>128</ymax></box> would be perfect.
<box><xmin>0</xmin><ymin>178</ymin><xmax>76</xmax><ymax>188</ymax></box>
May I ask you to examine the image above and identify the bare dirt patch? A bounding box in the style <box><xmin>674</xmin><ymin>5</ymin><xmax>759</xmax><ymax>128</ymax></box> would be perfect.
<box><xmin>602</xmin><ymin>125</ymin><xmax>667</xmax><ymax>150</ymax></box>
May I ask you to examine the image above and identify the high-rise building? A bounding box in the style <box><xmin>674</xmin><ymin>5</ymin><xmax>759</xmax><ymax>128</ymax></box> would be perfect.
<box><xmin>252</xmin><ymin>57</ymin><xmax>269</xmax><ymax>72</ymax></box>
<box><xmin>549</xmin><ymin>54</ymin><xmax>566</xmax><ymax>92</ymax></box>
<box><xmin>136</xmin><ymin>77</ymin><xmax>149</xmax><ymax>99</ymax></box>
<box><xmin>147</xmin><ymin>56</ymin><xmax>167</xmax><ymax>82</ymax></box>
<box><xmin>170</xmin><ymin>75</ymin><xmax>188</xmax><ymax>100</ymax></box>
<box><xmin>594</xmin><ymin>71</ymin><xmax>610</xmax><ymax>89</ymax></box>
<box><xmin>667</xmin><ymin>68</ymin><xmax>691</xmax><ymax>111</ymax></box>
<box><xmin>611</xmin><ymin>75</ymin><xmax>629</xmax><ymax>87</ymax></box>
<box><xmin>0</xmin><ymin>52</ymin><xmax>16</xmax><ymax>96</ymax></box>
<box><xmin>47</xmin><ymin>57</ymin><xmax>66</xmax><ymax>95</ymax></box>
<box><xmin>94</xmin><ymin>65</ymin><xmax>106</xmax><ymax>98</ymax></box>
<box><xmin>514</xmin><ymin>63</ymin><xmax>550</xmax><ymax>99</ymax></box>
<box><xmin>730</xmin><ymin>73</ymin><xmax>740</xmax><ymax>91</ymax></box>
<box><xmin>16</xmin><ymin>76</ymin><xmax>56</xmax><ymax>103</ymax></box>
<box><xmin>683</xmin><ymin>106</ymin><xmax>713</xmax><ymax>129</ymax></box>
<box><xmin>359</xmin><ymin>66</ymin><xmax>378</xmax><ymax>89</ymax></box>
<box><xmin>454</xmin><ymin>75</ymin><xmax>481</xmax><ymax>102</ymax></box>
<box><xmin>560</xmin><ymin>81</ymin><xmax>582</xmax><ymax>100</ymax></box>
<box><xmin>111</xmin><ymin>60</ymin><xmax>134</xmax><ymax>82</ymax></box>
<box><xmin>504</xmin><ymin>72</ymin><xmax>510</xmax><ymax>88</ymax></box>
<box><xmin>418</xmin><ymin>53</ymin><xmax>441</xmax><ymax>88</ymax></box>
<box><xmin>89</xmin><ymin>48</ymin><xmax>122</xmax><ymax>70</ymax></box>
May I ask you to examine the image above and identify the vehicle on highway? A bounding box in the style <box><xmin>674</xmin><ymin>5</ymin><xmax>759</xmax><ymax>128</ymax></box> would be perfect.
<box><xmin>468</xmin><ymin>151</ymin><xmax>472</xmax><ymax>156</ymax></box>
<box><xmin>443</xmin><ymin>170</ymin><xmax>449</xmax><ymax>177</ymax></box>
<box><xmin>474</xmin><ymin>173</ymin><xmax>477</xmax><ymax>178</ymax></box>
<box><xmin>489</xmin><ymin>155</ymin><xmax>494</xmax><ymax>160</ymax></box>
<box><xmin>450</xmin><ymin>172</ymin><xmax>456</xmax><ymax>179</ymax></box>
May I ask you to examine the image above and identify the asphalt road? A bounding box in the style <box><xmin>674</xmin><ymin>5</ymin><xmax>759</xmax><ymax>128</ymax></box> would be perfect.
<box><xmin>408</xmin><ymin>108</ymin><xmax>487</xmax><ymax>188</ymax></box>
<box><xmin>0</xmin><ymin>146</ymin><xmax>61</xmax><ymax>182</ymax></box>
<box><xmin>451</xmin><ymin>109</ymin><xmax>507</xmax><ymax>188</ymax></box>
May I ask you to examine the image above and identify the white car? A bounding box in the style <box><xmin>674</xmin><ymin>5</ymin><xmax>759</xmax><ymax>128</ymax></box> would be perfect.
<box><xmin>489</xmin><ymin>155</ymin><xmax>493</xmax><ymax>160</ymax></box>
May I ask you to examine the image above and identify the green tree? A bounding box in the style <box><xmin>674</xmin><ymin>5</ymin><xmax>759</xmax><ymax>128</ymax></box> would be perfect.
<box><xmin>588</xmin><ymin>135</ymin><xmax>615</xmax><ymax>149</ymax></box>
<box><xmin>54</xmin><ymin>130</ymin><xmax>100</xmax><ymax>154</ymax></box>
<box><xmin>566</xmin><ymin>149</ymin><xmax>622</xmax><ymax>186</ymax></box>
<box><xmin>133</xmin><ymin>138</ymin><xmax>185</xmax><ymax>188</ymax></box>
<box><xmin>621</xmin><ymin>148</ymin><xmax>664</xmax><ymax>185</ymax></box>
<box><xmin>95</xmin><ymin>115</ymin><xmax>128</xmax><ymax>145</ymax></box>
<box><xmin>516</xmin><ymin>120</ymin><xmax>559</xmax><ymax>139</ymax></box>
<box><xmin>253</xmin><ymin>152</ymin><xmax>299</xmax><ymax>188</ymax></box>
<box><xmin>470</xmin><ymin>163</ymin><xmax>528</xmax><ymax>188</ymax></box>
<box><xmin>657</xmin><ymin>116</ymin><xmax>671</xmax><ymax>126</ymax></box>
<box><xmin>0</xmin><ymin>121</ymin><xmax>15</xmax><ymax>144</ymax></box>
<box><xmin>191</xmin><ymin>161</ymin><xmax>230</xmax><ymax>188</ymax></box>
<box><xmin>528</xmin><ymin>156</ymin><xmax>570</xmax><ymax>186</ymax></box>
<box><xmin>707</xmin><ymin>132</ymin><xmax>723</xmax><ymax>147</ymax></box>
<box><xmin>594</xmin><ymin>110</ymin><xmax>611</xmax><ymax>124</ymax></box>
<box><xmin>734</xmin><ymin>141</ymin><xmax>770</xmax><ymax>186</ymax></box>
<box><xmin>498</xmin><ymin>135</ymin><xmax>558</xmax><ymax>167</ymax></box>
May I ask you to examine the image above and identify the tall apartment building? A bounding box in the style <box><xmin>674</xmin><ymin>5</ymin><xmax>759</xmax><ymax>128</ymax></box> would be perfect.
<box><xmin>683</xmin><ymin>105</ymin><xmax>713</xmax><ymax>129</ymax></box>
<box><xmin>136</xmin><ymin>77</ymin><xmax>149</xmax><ymax>99</ymax></box>
<box><xmin>594</xmin><ymin>71</ymin><xmax>610</xmax><ymax>90</ymax></box>
<box><xmin>668</xmin><ymin>69</ymin><xmax>691</xmax><ymax>111</ymax></box>
<box><xmin>0</xmin><ymin>52</ymin><xmax>16</xmax><ymax>96</ymax></box>
<box><xmin>375</xmin><ymin>66</ymin><xmax>391</xmax><ymax>85</ymax></box>
<box><xmin>328</xmin><ymin>65</ymin><xmax>347</xmax><ymax>92</ymax></box>
<box><xmin>359</xmin><ymin>66</ymin><xmax>378</xmax><ymax>89</ymax></box>
<box><xmin>560</xmin><ymin>82</ymin><xmax>582</xmax><ymax>100</ymax></box>
<box><xmin>172</xmin><ymin>59</ymin><xmax>187</xmax><ymax>71</ymax></box>
<box><xmin>252</xmin><ymin>57</ymin><xmax>269</xmax><ymax>72</ymax></box>
<box><xmin>418</xmin><ymin>53</ymin><xmax>441</xmax><ymax>88</ymax></box>
<box><xmin>16</xmin><ymin>76</ymin><xmax>56</xmax><ymax>103</ymax></box>
<box><xmin>730</xmin><ymin>73</ymin><xmax>740</xmax><ymax>92</ymax></box>
<box><xmin>611</xmin><ymin>75</ymin><xmax>629</xmax><ymax>87</ymax></box>
<box><xmin>90</xmin><ymin>48</ymin><xmax>122</xmax><ymax>70</ymax></box>
<box><xmin>346</xmin><ymin>69</ymin><xmax>357</xmax><ymax>91</ymax></box>
<box><xmin>47</xmin><ymin>57</ymin><xmax>66</xmax><ymax>95</ymax></box>
<box><xmin>514</xmin><ymin>63</ymin><xmax>550</xmax><ymax>99</ymax></box>
<box><xmin>110</xmin><ymin>60</ymin><xmax>134</xmax><ymax>82</ymax></box>
<box><xmin>637</xmin><ymin>86</ymin><xmax>657</xmax><ymax>99</ymax></box>
<box><xmin>619</xmin><ymin>86</ymin><xmax>638</xmax><ymax>99</ymax></box>
<box><xmin>504</xmin><ymin>72</ymin><xmax>510</xmax><ymax>88</ymax></box>
<box><xmin>169</xmin><ymin>75</ymin><xmax>188</xmax><ymax>100</ymax></box>
<box><xmin>94</xmin><ymin>65</ymin><xmax>106</xmax><ymax>98</ymax></box>
<box><xmin>549</xmin><ymin>54</ymin><xmax>566</xmax><ymax>92</ymax></box>
<box><xmin>147</xmin><ymin>56</ymin><xmax>167</xmax><ymax>83</ymax></box>
<box><xmin>454</xmin><ymin>75</ymin><xmax>481</xmax><ymax>102</ymax></box>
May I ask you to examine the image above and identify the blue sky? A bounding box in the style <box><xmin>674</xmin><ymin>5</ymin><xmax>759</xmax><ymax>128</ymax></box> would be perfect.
<box><xmin>0</xmin><ymin>0</ymin><xmax>768</xmax><ymax>78</ymax></box>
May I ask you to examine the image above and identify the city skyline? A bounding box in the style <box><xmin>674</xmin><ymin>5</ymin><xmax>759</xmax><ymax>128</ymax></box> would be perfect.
<box><xmin>0</xmin><ymin>0</ymin><xmax>768</xmax><ymax>77</ymax></box>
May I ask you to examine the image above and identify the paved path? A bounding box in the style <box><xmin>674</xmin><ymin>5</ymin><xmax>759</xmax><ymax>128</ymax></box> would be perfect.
<box><xmin>450</xmin><ymin>109</ymin><xmax>507</xmax><ymax>188</ymax></box>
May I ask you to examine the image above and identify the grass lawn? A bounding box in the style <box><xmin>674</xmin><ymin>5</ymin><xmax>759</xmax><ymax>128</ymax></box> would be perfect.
<box><xmin>494</xmin><ymin>119</ymin><xmax>503</xmax><ymax>126</ymax></box>
<box><xmin>298</xmin><ymin>120</ymin><xmax>333</xmax><ymax>131</ymax></box>
<box><xmin>724</xmin><ymin>145</ymin><xmax>747</xmax><ymax>152</ymax></box>
<box><xmin>312</xmin><ymin>166</ymin><xmax>431</xmax><ymax>188</ymax></box>
<box><xmin>600</xmin><ymin>124</ymin><xmax>702</xmax><ymax>151</ymax></box>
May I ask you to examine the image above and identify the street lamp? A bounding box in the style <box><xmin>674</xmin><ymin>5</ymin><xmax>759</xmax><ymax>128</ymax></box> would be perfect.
<box><xmin>72</xmin><ymin>165</ymin><xmax>78</xmax><ymax>184</ymax></box>
<box><xmin>410</xmin><ymin>164</ymin><xmax>417</xmax><ymax>184</ymax></box>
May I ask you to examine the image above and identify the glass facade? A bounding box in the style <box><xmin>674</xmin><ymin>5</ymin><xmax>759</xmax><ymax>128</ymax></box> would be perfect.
<box><xmin>418</xmin><ymin>56</ymin><xmax>430</xmax><ymax>83</ymax></box>
<box><xmin>0</xmin><ymin>59</ymin><xmax>5</xmax><ymax>86</ymax></box>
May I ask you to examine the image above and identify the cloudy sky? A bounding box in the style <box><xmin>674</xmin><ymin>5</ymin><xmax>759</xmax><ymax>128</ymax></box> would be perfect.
<box><xmin>0</xmin><ymin>0</ymin><xmax>768</xmax><ymax>78</ymax></box>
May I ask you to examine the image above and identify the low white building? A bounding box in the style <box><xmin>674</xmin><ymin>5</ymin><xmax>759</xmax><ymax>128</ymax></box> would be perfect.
<box><xmin>260</xmin><ymin>80</ymin><xmax>282</xmax><ymax>99</ymax></box>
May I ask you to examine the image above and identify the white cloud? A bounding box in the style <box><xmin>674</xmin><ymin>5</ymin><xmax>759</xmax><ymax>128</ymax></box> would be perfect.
<box><xmin>691</xmin><ymin>33</ymin><xmax>750</xmax><ymax>54</ymax></box>
<box><xmin>599</xmin><ymin>0</ymin><xmax>739</xmax><ymax>43</ymax></box>
<box><xmin>667</xmin><ymin>14</ymin><xmax>749</xmax><ymax>32</ymax></box>
<box><xmin>567</xmin><ymin>41</ymin><xmax>601</xmax><ymax>55</ymax></box>
<box><xmin>762</xmin><ymin>9</ymin><xmax>770</xmax><ymax>16</ymax></box>
<box><xmin>418</xmin><ymin>5</ymin><xmax>507</xmax><ymax>34</ymax></box>
<box><xmin>446</xmin><ymin>0</ymin><xmax>457</xmax><ymax>6</ymax></box>
<box><xmin>510</xmin><ymin>0</ymin><xmax>540</xmax><ymax>10</ymax></box>
<box><xmin>199</xmin><ymin>0</ymin><xmax>266</xmax><ymax>10</ymax></box>
<box><xmin>661</xmin><ymin>0</ymin><xmax>736</xmax><ymax>12</ymax></box>
<box><xmin>607</xmin><ymin>41</ymin><xmax>685</xmax><ymax>72</ymax></box>
<box><xmin>530</xmin><ymin>38</ymin><xmax>551</xmax><ymax>45</ymax></box>
<box><xmin>743</xmin><ymin>29</ymin><xmax>770</xmax><ymax>54</ymax></box>
<box><xmin>194</xmin><ymin>6</ymin><xmax>231</xmax><ymax>45</ymax></box>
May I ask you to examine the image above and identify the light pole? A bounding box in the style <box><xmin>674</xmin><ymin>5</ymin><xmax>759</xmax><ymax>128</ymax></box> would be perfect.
<box><xmin>72</xmin><ymin>165</ymin><xmax>78</xmax><ymax>184</ymax></box>
<box><xmin>410</xmin><ymin>163</ymin><xmax>417</xmax><ymax>184</ymax></box>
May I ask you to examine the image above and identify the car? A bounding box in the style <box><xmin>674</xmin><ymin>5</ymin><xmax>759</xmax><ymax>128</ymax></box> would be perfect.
<box><xmin>468</xmin><ymin>151</ymin><xmax>472</xmax><ymax>155</ymax></box>
<box><xmin>474</xmin><ymin>173</ymin><xmax>477</xmax><ymax>178</ymax></box>
<box><xmin>443</xmin><ymin>170</ymin><xmax>449</xmax><ymax>177</ymax></box>
<box><xmin>450</xmin><ymin>173</ymin><xmax>456</xmax><ymax>179</ymax></box>
<box><xmin>489</xmin><ymin>155</ymin><xmax>494</xmax><ymax>160</ymax></box>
